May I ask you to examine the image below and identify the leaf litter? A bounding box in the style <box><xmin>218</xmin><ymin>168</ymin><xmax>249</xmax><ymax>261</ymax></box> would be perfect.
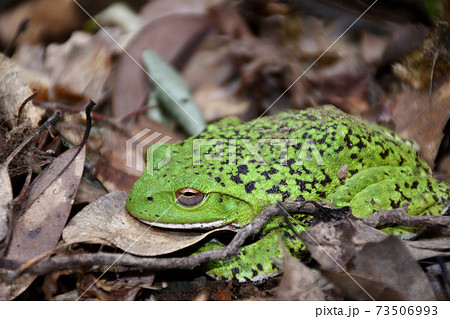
<box><xmin>0</xmin><ymin>0</ymin><xmax>449</xmax><ymax>301</ymax></box>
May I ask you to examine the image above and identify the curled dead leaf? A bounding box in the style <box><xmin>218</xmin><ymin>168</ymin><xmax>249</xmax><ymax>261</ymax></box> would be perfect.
<box><xmin>62</xmin><ymin>192</ymin><xmax>234</xmax><ymax>256</ymax></box>
<box><xmin>1</xmin><ymin>146</ymin><xmax>85</xmax><ymax>300</ymax></box>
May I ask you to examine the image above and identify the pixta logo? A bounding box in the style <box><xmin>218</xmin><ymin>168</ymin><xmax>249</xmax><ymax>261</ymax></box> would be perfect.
<box><xmin>126</xmin><ymin>129</ymin><xmax>173</xmax><ymax>174</ymax></box>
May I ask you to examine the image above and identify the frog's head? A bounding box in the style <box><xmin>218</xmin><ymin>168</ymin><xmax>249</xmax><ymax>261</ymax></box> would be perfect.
<box><xmin>126</xmin><ymin>141</ymin><xmax>259</xmax><ymax>230</ymax></box>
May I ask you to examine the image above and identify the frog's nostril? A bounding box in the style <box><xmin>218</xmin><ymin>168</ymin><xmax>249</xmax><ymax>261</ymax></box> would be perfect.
<box><xmin>147</xmin><ymin>196</ymin><xmax>154</xmax><ymax>202</ymax></box>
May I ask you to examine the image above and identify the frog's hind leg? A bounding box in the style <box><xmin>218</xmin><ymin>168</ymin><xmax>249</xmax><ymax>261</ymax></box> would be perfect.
<box><xmin>197</xmin><ymin>222</ymin><xmax>307</xmax><ymax>283</ymax></box>
<box><xmin>330</xmin><ymin>166</ymin><xmax>449</xmax><ymax>236</ymax></box>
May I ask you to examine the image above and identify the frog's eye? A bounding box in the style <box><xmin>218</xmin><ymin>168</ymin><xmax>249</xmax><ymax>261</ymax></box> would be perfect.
<box><xmin>175</xmin><ymin>188</ymin><xmax>205</xmax><ymax>207</ymax></box>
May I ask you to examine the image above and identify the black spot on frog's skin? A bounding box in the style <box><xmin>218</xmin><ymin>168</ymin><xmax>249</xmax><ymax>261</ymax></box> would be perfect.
<box><xmin>286</xmin><ymin>158</ymin><xmax>296</xmax><ymax>166</ymax></box>
<box><xmin>296</xmin><ymin>179</ymin><xmax>310</xmax><ymax>192</ymax></box>
<box><xmin>432</xmin><ymin>194</ymin><xmax>439</xmax><ymax>202</ymax></box>
<box><xmin>344</xmin><ymin>133</ymin><xmax>353</xmax><ymax>148</ymax></box>
<box><xmin>282</xmin><ymin>191</ymin><xmax>291</xmax><ymax>201</ymax></box>
<box><xmin>317</xmin><ymin>135</ymin><xmax>327</xmax><ymax>144</ymax></box>
<box><xmin>257</xmin><ymin>263</ymin><xmax>263</xmax><ymax>271</ymax></box>
<box><xmin>231</xmin><ymin>267</ymin><xmax>240</xmax><ymax>275</ymax></box>
<box><xmin>280</xmin><ymin>179</ymin><xmax>287</xmax><ymax>186</ymax></box>
<box><xmin>261</xmin><ymin>171</ymin><xmax>271</xmax><ymax>180</ymax></box>
<box><xmin>147</xmin><ymin>197</ymin><xmax>153</xmax><ymax>202</ymax></box>
<box><xmin>350</xmin><ymin>153</ymin><xmax>358</xmax><ymax>159</ymax></box>
<box><xmin>283</xmin><ymin>230</ymin><xmax>296</xmax><ymax>240</ymax></box>
<box><xmin>269</xmin><ymin>167</ymin><xmax>278</xmax><ymax>174</ymax></box>
<box><xmin>380</xmin><ymin>149</ymin><xmax>390</xmax><ymax>159</ymax></box>
<box><xmin>320</xmin><ymin>170</ymin><xmax>332</xmax><ymax>186</ymax></box>
<box><xmin>252</xmin><ymin>269</ymin><xmax>258</xmax><ymax>277</ymax></box>
<box><xmin>349</xmin><ymin>169</ymin><xmax>359</xmax><ymax>175</ymax></box>
<box><xmin>427</xmin><ymin>180</ymin><xmax>433</xmax><ymax>191</ymax></box>
<box><xmin>219</xmin><ymin>167</ymin><xmax>224</xmax><ymax>172</ymax></box>
<box><xmin>221</xmin><ymin>182</ymin><xmax>226</xmax><ymax>187</ymax></box>
<box><xmin>261</xmin><ymin>167</ymin><xmax>279</xmax><ymax>180</ymax></box>
<box><xmin>356</xmin><ymin>140</ymin><xmax>366</xmax><ymax>149</ymax></box>
<box><xmin>399</xmin><ymin>155</ymin><xmax>405</xmax><ymax>166</ymax></box>
<box><xmin>237</xmin><ymin>164</ymin><xmax>249</xmax><ymax>175</ymax></box>
<box><xmin>334</xmin><ymin>146</ymin><xmax>344</xmax><ymax>153</ymax></box>
<box><xmin>215</xmin><ymin>177</ymin><xmax>222</xmax><ymax>183</ymax></box>
<box><xmin>317</xmin><ymin>191</ymin><xmax>326</xmax><ymax>198</ymax></box>
<box><xmin>390</xmin><ymin>199</ymin><xmax>400</xmax><ymax>209</ymax></box>
<box><xmin>218</xmin><ymin>197</ymin><xmax>223</xmax><ymax>203</ymax></box>
<box><xmin>230</xmin><ymin>175</ymin><xmax>243</xmax><ymax>184</ymax></box>
<box><xmin>245</xmin><ymin>181</ymin><xmax>256</xmax><ymax>194</ymax></box>
<box><xmin>266</xmin><ymin>186</ymin><xmax>281</xmax><ymax>194</ymax></box>
<box><xmin>404</xmin><ymin>182</ymin><xmax>410</xmax><ymax>188</ymax></box>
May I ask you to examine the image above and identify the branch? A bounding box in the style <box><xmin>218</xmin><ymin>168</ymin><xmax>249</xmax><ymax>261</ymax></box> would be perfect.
<box><xmin>4</xmin><ymin>201</ymin><xmax>308</xmax><ymax>281</ymax></box>
<box><xmin>2</xmin><ymin>201</ymin><xmax>448</xmax><ymax>281</ymax></box>
<box><xmin>356</xmin><ymin>206</ymin><xmax>450</xmax><ymax>228</ymax></box>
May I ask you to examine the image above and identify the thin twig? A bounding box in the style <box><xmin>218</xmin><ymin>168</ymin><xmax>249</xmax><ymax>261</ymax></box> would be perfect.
<box><xmin>2</xmin><ymin>201</ymin><xmax>449</xmax><ymax>280</ymax></box>
<box><xmin>357</xmin><ymin>206</ymin><xmax>450</xmax><ymax>228</ymax></box>
<box><xmin>2</xmin><ymin>111</ymin><xmax>61</xmax><ymax>167</ymax></box>
<box><xmin>5</xmin><ymin>201</ymin><xmax>303</xmax><ymax>280</ymax></box>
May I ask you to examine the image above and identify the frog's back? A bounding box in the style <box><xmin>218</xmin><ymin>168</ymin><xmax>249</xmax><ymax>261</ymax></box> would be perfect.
<box><xmin>189</xmin><ymin>105</ymin><xmax>432</xmax><ymax>206</ymax></box>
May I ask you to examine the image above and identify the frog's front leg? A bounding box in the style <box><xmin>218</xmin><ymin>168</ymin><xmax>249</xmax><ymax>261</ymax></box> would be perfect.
<box><xmin>330</xmin><ymin>166</ymin><xmax>449</xmax><ymax>237</ymax></box>
<box><xmin>197</xmin><ymin>220</ymin><xmax>307</xmax><ymax>282</ymax></box>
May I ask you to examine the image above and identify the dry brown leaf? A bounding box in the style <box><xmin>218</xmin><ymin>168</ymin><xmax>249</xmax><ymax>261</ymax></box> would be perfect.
<box><xmin>324</xmin><ymin>236</ymin><xmax>435</xmax><ymax>300</ymax></box>
<box><xmin>44</xmin><ymin>32</ymin><xmax>112</xmax><ymax>102</ymax></box>
<box><xmin>322</xmin><ymin>271</ymin><xmax>403</xmax><ymax>301</ymax></box>
<box><xmin>0</xmin><ymin>146</ymin><xmax>85</xmax><ymax>300</ymax></box>
<box><xmin>62</xmin><ymin>192</ymin><xmax>235</xmax><ymax>256</ymax></box>
<box><xmin>14</xmin><ymin>32</ymin><xmax>112</xmax><ymax>103</ymax></box>
<box><xmin>94</xmin><ymin>157</ymin><xmax>140</xmax><ymax>193</ymax></box>
<box><xmin>300</xmin><ymin>218</ymin><xmax>388</xmax><ymax>272</ymax></box>
<box><xmin>7</xmin><ymin>146</ymin><xmax>85</xmax><ymax>261</ymax></box>
<box><xmin>300</xmin><ymin>219</ymin><xmax>436</xmax><ymax>300</ymax></box>
<box><xmin>140</xmin><ymin>0</ymin><xmax>223</xmax><ymax>25</ymax></box>
<box><xmin>360</xmin><ymin>32</ymin><xmax>389</xmax><ymax>66</ymax></box>
<box><xmin>54</xmin><ymin>109</ymin><xmax>182</xmax><ymax>192</ymax></box>
<box><xmin>95</xmin><ymin>117</ymin><xmax>182</xmax><ymax>192</ymax></box>
<box><xmin>0</xmin><ymin>53</ymin><xmax>44</xmax><ymax>129</ymax></box>
<box><xmin>78</xmin><ymin>272</ymin><xmax>155</xmax><ymax>301</ymax></box>
<box><xmin>193</xmin><ymin>84</ymin><xmax>250</xmax><ymax>122</ymax></box>
<box><xmin>393</xmin><ymin>22</ymin><xmax>449</xmax><ymax>90</ymax></box>
<box><xmin>0</xmin><ymin>0</ymin><xmax>80</xmax><ymax>46</ymax></box>
<box><xmin>405</xmin><ymin>238</ymin><xmax>450</xmax><ymax>260</ymax></box>
<box><xmin>74</xmin><ymin>179</ymin><xmax>108</xmax><ymax>205</ymax></box>
<box><xmin>276</xmin><ymin>254</ymin><xmax>326</xmax><ymax>301</ymax></box>
<box><xmin>182</xmin><ymin>38</ymin><xmax>235</xmax><ymax>91</ymax></box>
<box><xmin>0</xmin><ymin>164</ymin><xmax>13</xmax><ymax>255</ymax></box>
<box><xmin>389</xmin><ymin>79</ymin><xmax>450</xmax><ymax>166</ymax></box>
<box><xmin>111</xmin><ymin>13</ymin><xmax>212</xmax><ymax>118</ymax></box>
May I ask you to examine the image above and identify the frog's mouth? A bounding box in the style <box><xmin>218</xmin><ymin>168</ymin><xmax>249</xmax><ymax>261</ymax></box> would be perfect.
<box><xmin>137</xmin><ymin>219</ymin><xmax>239</xmax><ymax>230</ymax></box>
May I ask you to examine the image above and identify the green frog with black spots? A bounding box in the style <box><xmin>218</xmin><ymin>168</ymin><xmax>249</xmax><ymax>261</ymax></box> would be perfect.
<box><xmin>126</xmin><ymin>105</ymin><xmax>449</xmax><ymax>282</ymax></box>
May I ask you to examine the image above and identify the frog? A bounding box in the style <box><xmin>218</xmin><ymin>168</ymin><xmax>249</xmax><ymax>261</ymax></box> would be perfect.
<box><xmin>126</xmin><ymin>105</ymin><xmax>449</xmax><ymax>282</ymax></box>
